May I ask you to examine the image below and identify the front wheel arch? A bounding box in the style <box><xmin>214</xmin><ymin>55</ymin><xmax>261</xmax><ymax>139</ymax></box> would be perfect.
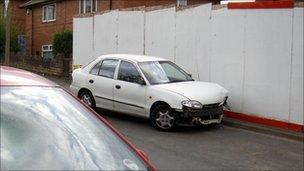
<box><xmin>149</xmin><ymin>101</ymin><xmax>179</xmax><ymax>131</ymax></box>
<box><xmin>149</xmin><ymin>101</ymin><xmax>171</xmax><ymax>117</ymax></box>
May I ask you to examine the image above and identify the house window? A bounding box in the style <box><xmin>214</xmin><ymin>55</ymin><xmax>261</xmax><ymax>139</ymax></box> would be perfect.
<box><xmin>177</xmin><ymin>0</ymin><xmax>187</xmax><ymax>6</ymax></box>
<box><xmin>42</xmin><ymin>45</ymin><xmax>54</xmax><ymax>59</ymax></box>
<box><xmin>80</xmin><ymin>0</ymin><xmax>97</xmax><ymax>14</ymax></box>
<box><xmin>42</xmin><ymin>4</ymin><xmax>56</xmax><ymax>22</ymax></box>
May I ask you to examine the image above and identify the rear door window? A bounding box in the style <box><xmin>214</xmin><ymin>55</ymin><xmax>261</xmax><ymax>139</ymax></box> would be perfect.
<box><xmin>98</xmin><ymin>59</ymin><xmax>119</xmax><ymax>79</ymax></box>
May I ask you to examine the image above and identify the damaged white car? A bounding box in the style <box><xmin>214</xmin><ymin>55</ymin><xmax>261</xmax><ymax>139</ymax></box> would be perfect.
<box><xmin>71</xmin><ymin>54</ymin><xmax>229</xmax><ymax>131</ymax></box>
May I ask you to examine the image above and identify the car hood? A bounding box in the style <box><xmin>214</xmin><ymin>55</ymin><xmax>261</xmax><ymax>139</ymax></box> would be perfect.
<box><xmin>155</xmin><ymin>81</ymin><xmax>228</xmax><ymax>105</ymax></box>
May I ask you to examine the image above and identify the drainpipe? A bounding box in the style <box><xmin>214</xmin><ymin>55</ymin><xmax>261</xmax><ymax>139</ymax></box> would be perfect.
<box><xmin>31</xmin><ymin>8</ymin><xmax>34</xmax><ymax>56</ymax></box>
<box><xmin>109</xmin><ymin>0</ymin><xmax>112</xmax><ymax>10</ymax></box>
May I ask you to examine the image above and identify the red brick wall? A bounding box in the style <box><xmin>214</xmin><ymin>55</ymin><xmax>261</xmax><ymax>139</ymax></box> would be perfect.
<box><xmin>10</xmin><ymin>0</ymin><xmax>27</xmax><ymax>30</ymax></box>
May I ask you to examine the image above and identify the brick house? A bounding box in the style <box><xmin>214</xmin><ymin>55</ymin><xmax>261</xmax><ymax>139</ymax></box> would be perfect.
<box><xmin>19</xmin><ymin>0</ymin><xmax>218</xmax><ymax>58</ymax></box>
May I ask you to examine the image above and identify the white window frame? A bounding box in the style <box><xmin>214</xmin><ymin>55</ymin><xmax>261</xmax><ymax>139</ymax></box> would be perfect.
<box><xmin>79</xmin><ymin>0</ymin><xmax>97</xmax><ymax>14</ymax></box>
<box><xmin>41</xmin><ymin>44</ymin><xmax>53</xmax><ymax>58</ymax></box>
<box><xmin>177</xmin><ymin>0</ymin><xmax>187</xmax><ymax>6</ymax></box>
<box><xmin>42</xmin><ymin>3</ymin><xmax>56</xmax><ymax>23</ymax></box>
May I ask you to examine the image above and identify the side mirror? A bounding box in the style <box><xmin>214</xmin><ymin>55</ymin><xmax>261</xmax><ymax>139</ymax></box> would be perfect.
<box><xmin>188</xmin><ymin>73</ymin><xmax>192</xmax><ymax>78</ymax></box>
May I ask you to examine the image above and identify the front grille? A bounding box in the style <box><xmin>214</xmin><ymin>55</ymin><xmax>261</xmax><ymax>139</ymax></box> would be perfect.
<box><xmin>200</xmin><ymin>114</ymin><xmax>221</xmax><ymax>120</ymax></box>
<box><xmin>203</xmin><ymin>103</ymin><xmax>220</xmax><ymax>109</ymax></box>
<box><xmin>183</xmin><ymin>105</ymin><xmax>223</xmax><ymax>117</ymax></box>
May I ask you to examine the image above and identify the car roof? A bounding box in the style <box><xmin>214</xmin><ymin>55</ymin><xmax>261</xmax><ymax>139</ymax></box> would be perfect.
<box><xmin>99</xmin><ymin>54</ymin><xmax>167</xmax><ymax>63</ymax></box>
<box><xmin>0</xmin><ymin>66</ymin><xmax>58</xmax><ymax>87</ymax></box>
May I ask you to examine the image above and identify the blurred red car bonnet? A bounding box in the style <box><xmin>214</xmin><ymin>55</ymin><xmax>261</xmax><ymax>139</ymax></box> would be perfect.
<box><xmin>0</xmin><ymin>66</ymin><xmax>156</xmax><ymax>171</ymax></box>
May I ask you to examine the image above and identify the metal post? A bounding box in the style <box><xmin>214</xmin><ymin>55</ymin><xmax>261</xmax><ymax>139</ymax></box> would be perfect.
<box><xmin>4</xmin><ymin>1</ymin><xmax>10</xmax><ymax>66</ymax></box>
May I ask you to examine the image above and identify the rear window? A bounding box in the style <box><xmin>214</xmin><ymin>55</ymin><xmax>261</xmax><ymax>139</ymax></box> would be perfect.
<box><xmin>90</xmin><ymin>61</ymin><xmax>102</xmax><ymax>75</ymax></box>
<box><xmin>0</xmin><ymin>87</ymin><xmax>148</xmax><ymax>170</ymax></box>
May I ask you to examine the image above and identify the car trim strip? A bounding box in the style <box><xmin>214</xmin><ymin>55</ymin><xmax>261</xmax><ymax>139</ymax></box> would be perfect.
<box><xmin>95</xmin><ymin>95</ymin><xmax>145</xmax><ymax>109</ymax></box>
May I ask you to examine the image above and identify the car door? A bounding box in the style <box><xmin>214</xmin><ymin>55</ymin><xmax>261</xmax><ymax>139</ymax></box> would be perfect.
<box><xmin>113</xmin><ymin>60</ymin><xmax>147</xmax><ymax>116</ymax></box>
<box><xmin>87</xmin><ymin>59</ymin><xmax>119</xmax><ymax>110</ymax></box>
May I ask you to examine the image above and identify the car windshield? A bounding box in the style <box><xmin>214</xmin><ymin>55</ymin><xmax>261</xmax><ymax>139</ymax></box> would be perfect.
<box><xmin>0</xmin><ymin>87</ymin><xmax>148</xmax><ymax>170</ymax></box>
<box><xmin>138</xmin><ymin>61</ymin><xmax>194</xmax><ymax>85</ymax></box>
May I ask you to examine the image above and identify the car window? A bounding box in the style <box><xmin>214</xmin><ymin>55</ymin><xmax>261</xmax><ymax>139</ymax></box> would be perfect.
<box><xmin>98</xmin><ymin>59</ymin><xmax>119</xmax><ymax>78</ymax></box>
<box><xmin>89</xmin><ymin>61</ymin><xmax>102</xmax><ymax>75</ymax></box>
<box><xmin>0</xmin><ymin>87</ymin><xmax>148</xmax><ymax>170</ymax></box>
<box><xmin>161</xmin><ymin>62</ymin><xmax>188</xmax><ymax>81</ymax></box>
<box><xmin>139</xmin><ymin>61</ymin><xmax>193</xmax><ymax>85</ymax></box>
<box><xmin>118</xmin><ymin>61</ymin><xmax>143</xmax><ymax>84</ymax></box>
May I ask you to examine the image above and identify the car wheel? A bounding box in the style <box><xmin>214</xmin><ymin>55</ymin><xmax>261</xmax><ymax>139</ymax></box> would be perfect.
<box><xmin>79</xmin><ymin>90</ymin><xmax>96</xmax><ymax>110</ymax></box>
<box><xmin>151</xmin><ymin>104</ymin><xmax>176</xmax><ymax>131</ymax></box>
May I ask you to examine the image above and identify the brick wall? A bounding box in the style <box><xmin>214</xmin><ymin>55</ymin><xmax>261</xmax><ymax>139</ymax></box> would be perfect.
<box><xmin>10</xmin><ymin>0</ymin><xmax>27</xmax><ymax>29</ymax></box>
<box><xmin>1</xmin><ymin>55</ymin><xmax>65</xmax><ymax>76</ymax></box>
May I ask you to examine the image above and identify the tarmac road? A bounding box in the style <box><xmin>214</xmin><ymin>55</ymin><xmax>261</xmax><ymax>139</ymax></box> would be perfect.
<box><xmin>101</xmin><ymin>111</ymin><xmax>303</xmax><ymax>170</ymax></box>
<box><xmin>48</xmin><ymin>75</ymin><xmax>304</xmax><ymax>170</ymax></box>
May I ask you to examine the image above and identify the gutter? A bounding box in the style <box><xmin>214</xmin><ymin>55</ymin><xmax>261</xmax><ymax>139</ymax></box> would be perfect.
<box><xmin>20</xmin><ymin>0</ymin><xmax>59</xmax><ymax>8</ymax></box>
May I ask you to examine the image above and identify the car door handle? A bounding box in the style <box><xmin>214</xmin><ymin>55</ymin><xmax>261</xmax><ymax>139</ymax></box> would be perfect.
<box><xmin>89</xmin><ymin>79</ymin><xmax>94</xmax><ymax>84</ymax></box>
<box><xmin>115</xmin><ymin>85</ymin><xmax>121</xmax><ymax>89</ymax></box>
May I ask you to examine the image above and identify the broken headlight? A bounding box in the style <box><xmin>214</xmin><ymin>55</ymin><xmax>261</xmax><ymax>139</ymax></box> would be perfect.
<box><xmin>181</xmin><ymin>100</ymin><xmax>203</xmax><ymax>109</ymax></box>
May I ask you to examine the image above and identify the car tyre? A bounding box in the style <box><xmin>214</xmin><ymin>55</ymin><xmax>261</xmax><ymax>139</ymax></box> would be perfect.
<box><xmin>79</xmin><ymin>90</ymin><xmax>96</xmax><ymax>110</ymax></box>
<box><xmin>150</xmin><ymin>104</ymin><xmax>177</xmax><ymax>131</ymax></box>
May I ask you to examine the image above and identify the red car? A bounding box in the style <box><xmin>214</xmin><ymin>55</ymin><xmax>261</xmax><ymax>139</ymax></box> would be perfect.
<box><xmin>0</xmin><ymin>66</ymin><xmax>156</xmax><ymax>170</ymax></box>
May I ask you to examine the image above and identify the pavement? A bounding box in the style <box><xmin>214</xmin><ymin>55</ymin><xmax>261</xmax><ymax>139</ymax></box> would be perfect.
<box><xmin>46</xmin><ymin>75</ymin><xmax>304</xmax><ymax>170</ymax></box>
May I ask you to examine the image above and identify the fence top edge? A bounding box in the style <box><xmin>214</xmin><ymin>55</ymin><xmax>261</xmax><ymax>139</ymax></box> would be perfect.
<box><xmin>212</xmin><ymin>4</ymin><xmax>227</xmax><ymax>10</ymax></box>
<box><xmin>119</xmin><ymin>6</ymin><xmax>146</xmax><ymax>11</ymax></box>
<box><xmin>73</xmin><ymin>2</ymin><xmax>303</xmax><ymax>19</ymax></box>
<box><xmin>145</xmin><ymin>4</ymin><xmax>176</xmax><ymax>12</ymax></box>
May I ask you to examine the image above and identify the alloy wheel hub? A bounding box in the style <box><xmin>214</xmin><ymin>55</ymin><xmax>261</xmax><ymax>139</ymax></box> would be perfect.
<box><xmin>81</xmin><ymin>94</ymin><xmax>92</xmax><ymax>106</ymax></box>
<box><xmin>156</xmin><ymin>110</ymin><xmax>174</xmax><ymax>129</ymax></box>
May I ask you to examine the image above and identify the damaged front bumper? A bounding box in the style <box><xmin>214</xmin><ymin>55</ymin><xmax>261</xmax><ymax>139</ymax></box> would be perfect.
<box><xmin>175</xmin><ymin>103</ymin><xmax>224</xmax><ymax>126</ymax></box>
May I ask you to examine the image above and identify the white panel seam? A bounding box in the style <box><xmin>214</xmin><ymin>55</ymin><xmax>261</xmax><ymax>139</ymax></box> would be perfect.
<box><xmin>288</xmin><ymin>9</ymin><xmax>295</xmax><ymax>123</ymax></box>
<box><xmin>241</xmin><ymin>10</ymin><xmax>247</xmax><ymax>113</ymax></box>
<box><xmin>143</xmin><ymin>10</ymin><xmax>146</xmax><ymax>55</ymax></box>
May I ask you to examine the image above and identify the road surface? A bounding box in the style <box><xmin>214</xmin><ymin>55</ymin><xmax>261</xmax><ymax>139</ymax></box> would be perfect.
<box><xmin>48</xmin><ymin>75</ymin><xmax>304</xmax><ymax>170</ymax></box>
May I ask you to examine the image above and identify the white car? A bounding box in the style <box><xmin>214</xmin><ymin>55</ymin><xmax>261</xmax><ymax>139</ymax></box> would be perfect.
<box><xmin>71</xmin><ymin>54</ymin><xmax>229</xmax><ymax>131</ymax></box>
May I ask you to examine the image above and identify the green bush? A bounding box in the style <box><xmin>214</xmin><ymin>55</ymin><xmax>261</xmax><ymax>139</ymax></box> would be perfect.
<box><xmin>53</xmin><ymin>29</ymin><xmax>73</xmax><ymax>59</ymax></box>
